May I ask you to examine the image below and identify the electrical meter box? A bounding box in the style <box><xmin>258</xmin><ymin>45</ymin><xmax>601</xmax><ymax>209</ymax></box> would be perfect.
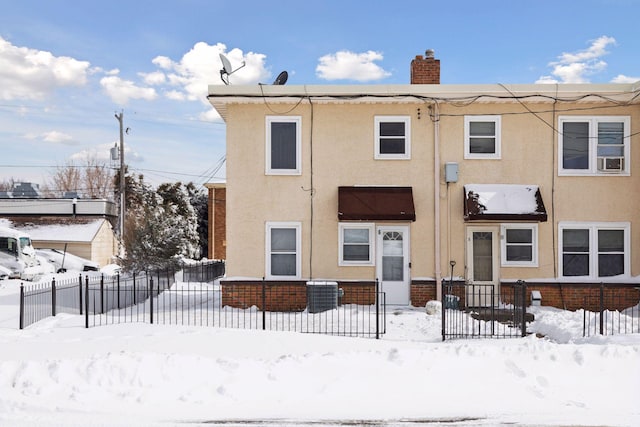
<box><xmin>445</xmin><ymin>162</ymin><xmax>459</xmax><ymax>183</ymax></box>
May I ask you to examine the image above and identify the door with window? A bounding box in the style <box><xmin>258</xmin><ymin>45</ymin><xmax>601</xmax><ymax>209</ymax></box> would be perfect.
<box><xmin>376</xmin><ymin>225</ymin><xmax>410</xmax><ymax>305</ymax></box>
<box><xmin>466</xmin><ymin>226</ymin><xmax>499</xmax><ymax>307</ymax></box>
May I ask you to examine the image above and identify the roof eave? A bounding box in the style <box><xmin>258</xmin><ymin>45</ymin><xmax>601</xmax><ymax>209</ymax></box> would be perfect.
<box><xmin>208</xmin><ymin>82</ymin><xmax>640</xmax><ymax>120</ymax></box>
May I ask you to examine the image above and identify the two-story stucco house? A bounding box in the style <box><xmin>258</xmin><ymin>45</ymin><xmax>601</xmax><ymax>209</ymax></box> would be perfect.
<box><xmin>207</xmin><ymin>51</ymin><xmax>640</xmax><ymax>309</ymax></box>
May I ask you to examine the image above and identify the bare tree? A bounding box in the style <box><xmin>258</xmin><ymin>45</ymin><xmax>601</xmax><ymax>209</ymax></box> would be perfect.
<box><xmin>49</xmin><ymin>157</ymin><xmax>115</xmax><ymax>199</ymax></box>
<box><xmin>50</xmin><ymin>161</ymin><xmax>81</xmax><ymax>197</ymax></box>
<box><xmin>0</xmin><ymin>178</ymin><xmax>18</xmax><ymax>192</ymax></box>
<box><xmin>83</xmin><ymin>156</ymin><xmax>114</xmax><ymax>199</ymax></box>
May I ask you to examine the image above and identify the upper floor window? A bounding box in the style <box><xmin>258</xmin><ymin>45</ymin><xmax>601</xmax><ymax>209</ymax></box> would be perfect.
<box><xmin>266</xmin><ymin>116</ymin><xmax>301</xmax><ymax>175</ymax></box>
<box><xmin>559</xmin><ymin>116</ymin><xmax>630</xmax><ymax>176</ymax></box>
<box><xmin>374</xmin><ymin>116</ymin><xmax>411</xmax><ymax>159</ymax></box>
<box><xmin>464</xmin><ymin>115</ymin><xmax>501</xmax><ymax>159</ymax></box>
<box><xmin>501</xmin><ymin>224</ymin><xmax>538</xmax><ymax>267</ymax></box>
<box><xmin>559</xmin><ymin>222</ymin><xmax>629</xmax><ymax>278</ymax></box>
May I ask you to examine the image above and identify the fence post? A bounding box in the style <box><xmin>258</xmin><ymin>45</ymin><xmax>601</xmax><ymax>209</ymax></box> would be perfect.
<box><xmin>441</xmin><ymin>280</ymin><xmax>445</xmax><ymax>341</ymax></box>
<box><xmin>100</xmin><ymin>274</ymin><xmax>104</xmax><ymax>314</ymax></box>
<box><xmin>51</xmin><ymin>277</ymin><xmax>57</xmax><ymax>317</ymax></box>
<box><xmin>375</xmin><ymin>278</ymin><xmax>380</xmax><ymax>340</ymax></box>
<box><xmin>520</xmin><ymin>280</ymin><xmax>527</xmax><ymax>338</ymax></box>
<box><xmin>133</xmin><ymin>272</ymin><xmax>137</xmax><ymax>305</ymax></box>
<box><xmin>583</xmin><ymin>297</ymin><xmax>587</xmax><ymax>337</ymax></box>
<box><xmin>149</xmin><ymin>276</ymin><xmax>154</xmax><ymax>324</ymax></box>
<box><xmin>85</xmin><ymin>275</ymin><xmax>89</xmax><ymax>328</ymax></box>
<box><xmin>78</xmin><ymin>274</ymin><xmax>83</xmax><ymax>315</ymax></box>
<box><xmin>117</xmin><ymin>273</ymin><xmax>121</xmax><ymax>309</ymax></box>
<box><xmin>599</xmin><ymin>282</ymin><xmax>604</xmax><ymax>335</ymax></box>
<box><xmin>261</xmin><ymin>277</ymin><xmax>266</xmax><ymax>331</ymax></box>
<box><xmin>19</xmin><ymin>283</ymin><xmax>24</xmax><ymax>330</ymax></box>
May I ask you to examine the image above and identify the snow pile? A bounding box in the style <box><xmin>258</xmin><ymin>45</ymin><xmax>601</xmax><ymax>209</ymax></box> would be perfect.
<box><xmin>0</xmin><ymin>280</ymin><xmax>638</xmax><ymax>427</ymax></box>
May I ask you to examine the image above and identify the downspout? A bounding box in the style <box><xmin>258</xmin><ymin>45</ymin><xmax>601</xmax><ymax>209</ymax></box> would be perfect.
<box><xmin>551</xmin><ymin>84</ymin><xmax>566</xmax><ymax>310</ymax></box>
<box><xmin>306</xmin><ymin>90</ymin><xmax>315</xmax><ymax>280</ymax></box>
<box><xmin>433</xmin><ymin>102</ymin><xmax>442</xmax><ymax>301</ymax></box>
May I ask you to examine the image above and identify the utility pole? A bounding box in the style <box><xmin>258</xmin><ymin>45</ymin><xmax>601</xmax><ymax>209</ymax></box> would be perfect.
<box><xmin>114</xmin><ymin>111</ymin><xmax>125</xmax><ymax>247</ymax></box>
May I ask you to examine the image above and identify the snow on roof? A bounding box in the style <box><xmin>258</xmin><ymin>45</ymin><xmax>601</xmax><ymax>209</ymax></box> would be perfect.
<box><xmin>465</xmin><ymin>184</ymin><xmax>540</xmax><ymax>215</ymax></box>
<box><xmin>22</xmin><ymin>219</ymin><xmax>107</xmax><ymax>243</ymax></box>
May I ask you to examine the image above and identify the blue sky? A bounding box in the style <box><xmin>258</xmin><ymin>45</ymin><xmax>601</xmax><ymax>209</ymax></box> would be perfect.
<box><xmin>1</xmin><ymin>0</ymin><xmax>639</xmax><ymax>190</ymax></box>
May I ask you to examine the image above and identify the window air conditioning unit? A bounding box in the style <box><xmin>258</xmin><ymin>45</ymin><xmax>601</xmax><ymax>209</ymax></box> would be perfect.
<box><xmin>597</xmin><ymin>157</ymin><xmax>624</xmax><ymax>172</ymax></box>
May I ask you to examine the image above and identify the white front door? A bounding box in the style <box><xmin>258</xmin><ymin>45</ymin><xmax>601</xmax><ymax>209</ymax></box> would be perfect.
<box><xmin>466</xmin><ymin>226</ymin><xmax>499</xmax><ymax>307</ymax></box>
<box><xmin>376</xmin><ymin>225</ymin><xmax>410</xmax><ymax>305</ymax></box>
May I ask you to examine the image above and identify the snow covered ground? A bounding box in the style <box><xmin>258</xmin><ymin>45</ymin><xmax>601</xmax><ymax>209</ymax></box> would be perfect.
<box><xmin>0</xmin><ymin>276</ymin><xmax>638</xmax><ymax>427</ymax></box>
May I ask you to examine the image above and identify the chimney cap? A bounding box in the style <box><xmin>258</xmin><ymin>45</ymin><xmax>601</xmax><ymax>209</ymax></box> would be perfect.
<box><xmin>425</xmin><ymin>49</ymin><xmax>435</xmax><ymax>59</ymax></box>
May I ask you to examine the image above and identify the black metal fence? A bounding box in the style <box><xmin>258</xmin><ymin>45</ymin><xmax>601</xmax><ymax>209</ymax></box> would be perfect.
<box><xmin>19</xmin><ymin>269</ymin><xmax>178</xmax><ymax>329</ymax></box>
<box><xmin>582</xmin><ymin>284</ymin><xmax>640</xmax><ymax>337</ymax></box>
<box><xmin>181</xmin><ymin>260</ymin><xmax>225</xmax><ymax>283</ymax></box>
<box><xmin>20</xmin><ymin>262</ymin><xmax>386</xmax><ymax>338</ymax></box>
<box><xmin>442</xmin><ymin>281</ymin><xmax>529</xmax><ymax>340</ymax></box>
<box><xmin>88</xmin><ymin>280</ymin><xmax>387</xmax><ymax>338</ymax></box>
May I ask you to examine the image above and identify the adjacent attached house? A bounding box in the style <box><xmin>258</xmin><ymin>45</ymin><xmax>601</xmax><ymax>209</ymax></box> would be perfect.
<box><xmin>207</xmin><ymin>51</ymin><xmax>640</xmax><ymax>309</ymax></box>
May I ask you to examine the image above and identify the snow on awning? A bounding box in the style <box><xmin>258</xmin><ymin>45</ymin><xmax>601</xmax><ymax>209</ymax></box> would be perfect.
<box><xmin>338</xmin><ymin>186</ymin><xmax>416</xmax><ymax>221</ymax></box>
<box><xmin>464</xmin><ymin>184</ymin><xmax>547</xmax><ymax>222</ymax></box>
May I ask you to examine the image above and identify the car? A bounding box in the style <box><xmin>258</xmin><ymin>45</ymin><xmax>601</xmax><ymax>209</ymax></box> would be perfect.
<box><xmin>0</xmin><ymin>226</ymin><xmax>40</xmax><ymax>279</ymax></box>
<box><xmin>35</xmin><ymin>248</ymin><xmax>99</xmax><ymax>273</ymax></box>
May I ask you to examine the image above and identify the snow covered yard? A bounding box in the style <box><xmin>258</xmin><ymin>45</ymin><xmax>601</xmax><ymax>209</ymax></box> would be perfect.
<box><xmin>0</xmin><ymin>276</ymin><xmax>638</xmax><ymax>427</ymax></box>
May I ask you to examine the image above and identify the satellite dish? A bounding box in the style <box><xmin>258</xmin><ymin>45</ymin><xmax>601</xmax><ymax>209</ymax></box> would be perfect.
<box><xmin>219</xmin><ymin>53</ymin><xmax>246</xmax><ymax>85</ymax></box>
<box><xmin>273</xmin><ymin>71</ymin><xmax>288</xmax><ymax>85</ymax></box>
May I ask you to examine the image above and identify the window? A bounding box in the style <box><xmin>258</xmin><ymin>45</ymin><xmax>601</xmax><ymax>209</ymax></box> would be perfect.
<box><xmin>501</xmin><ymin>224</ymin><xmax>538</xmax><ymax>267</ymax></box>
<box><xmin>464</xmin><ymin>115</ymin><xmax>501</xmax><ymax>159</ymax></box>
<box><xmin>339</xmin><ymin>223</ymin><xmax>374</xmax><ymax>266</ymax></box>
<box><xmin>559</xmin><ymin>116</ymin><xmax>630</xmax><ymax>175</ymax></box>
<box><xmin>374</xmin><ymin>116</ymin><xmax>411</xmax><ymax>159</ymax></box>
<box><xmin>266</xmin><ymin>116</ymin><xmax>301</xmax><ymax>175</ymax></box>
<box><xmin>266</xmin><ymin>222</ymin><xmax>301</xmax><ymax>279</ymax></box>
<box><xmin>559</xmin><ymin>222</ymin><xmax>629</xmax><ymax>278</ymax></box>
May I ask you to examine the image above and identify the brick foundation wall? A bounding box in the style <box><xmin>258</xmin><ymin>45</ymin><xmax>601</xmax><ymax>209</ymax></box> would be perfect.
<box><xmin>221</xmin><ymin>281</ymin><xmax>307</xmax><ymax>311</ymax></box>
<box><xmin>220</xmin><ymin>280</ymin><xmax>378</xmax><ymax>311</ymax></box>
<box><xmin>513</xmin><ymin>282</ymin><xmax>640</xmax><ymax>312</ymax></box>
<box><xmin>410</xmin><ymin>280</ymin><xmax>438</xmax><ymax>307</ymax></box>
<box><xmin>339</xmin><ymin>282</ymin><xmax>376</xmax><ymax>305</ymax></box>
<box><xmin>221</xmin><ymin>280</ymin><xmax>640</xmax><ymax>312</ymax></box>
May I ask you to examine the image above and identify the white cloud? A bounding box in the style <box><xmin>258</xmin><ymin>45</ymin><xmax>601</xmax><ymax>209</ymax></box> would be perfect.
<box><xmin>23</xmin><ymin>130</ymin><xmax>76</xmax><ymax>145</ymax></box>
<box><xmin>316</xmin><ymin>50</ymin><xmax>391</xmax><ymax>82</ymax></box>
<box><xmin>148</xmin><ymin>42</ymin><xmax>269</xmax><ymax>105</ymax></box>
<box><xmin>100</xmin><ymin>74</ymin><xmax>158</xmax><ymax>105</ymax></box>
<box><xmin>611</xmin><ymin>74</ymin><xmax>640</xmax><ymax>83</ymax></box>
<box><xmin>42</xmin><ymin>130</ymin><xmax>74</xmax><ymax>144</ymax></box>
<box><xmin>165</xmin><ymin>90</ymin><xmax>186</xmax><ymax>101</ymax></box>
<box><xmin>0</xmin><ymin>36</ymin><xmax>91</xmax><ymax>100</ymax></box>
<box><xmin>536</xmin><ymin>36</ymin><xmax>616</xmax><ymax>84</ymax></box>
<box><xmin>140</xmin><ymin>71</ymin><xmax>166</xmax><ymax>85</ymax></box>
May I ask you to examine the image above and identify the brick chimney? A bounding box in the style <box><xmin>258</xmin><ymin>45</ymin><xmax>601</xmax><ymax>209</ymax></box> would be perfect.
<box><xmin>411</xmin><ymin>49</ymin><xmax>440</xmax><ymax>84</ymax></box>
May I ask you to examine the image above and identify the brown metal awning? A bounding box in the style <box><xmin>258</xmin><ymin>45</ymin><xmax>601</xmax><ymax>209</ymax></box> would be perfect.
<box><xmin>338</xmin><ymin>186</ymin><xmax>416</xmax><ymax>221</ymax></box>
<box><xmin>463</xmin><ymin>184</ymin><xmax>547</xmax><ymax>222</ymax></box>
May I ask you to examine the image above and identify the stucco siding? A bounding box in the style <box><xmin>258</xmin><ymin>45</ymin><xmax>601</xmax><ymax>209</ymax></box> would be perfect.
<box><xmin>219</xmin><ymin>88</ymin><xmax>639</xmax><ymax>292</ymax></box>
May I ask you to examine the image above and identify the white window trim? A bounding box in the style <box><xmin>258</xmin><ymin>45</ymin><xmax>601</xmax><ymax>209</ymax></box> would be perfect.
<box><xmin>338</xmin><ymin>223</ymin><xmax>375</xmax><ymax>266</ymax></box>
<box><xmin>500</xmin><ymin>223</ymin><xmax>538</xmax><ymax>267</ymax></box>
<box><xmin>266</xmin><ymin>116</ymin><xmax>302</xmax><ymax>175</ymax></box>
<box><xmin>558</xmin><ymin>116</ymin><xmax>631</xmax><ymax>176</ymax></box>
<box><xmin>558</xmin><ymin>221</ymin><xmax>630</xmax><ymax>279</ymax></box>
<box><xmin>265</xmin><ymin>221</ymin><xmax>302</xmax><ymax>280</ymax></box>
<box><xmin>464</xmin><ymin>115</ymin><xmax>501</xmax><ymax>159</ymax></box>
<box><xmin>374</xmin><ymin>116</ymin><xmax>411</xmax><ymax>160</ymax></box>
